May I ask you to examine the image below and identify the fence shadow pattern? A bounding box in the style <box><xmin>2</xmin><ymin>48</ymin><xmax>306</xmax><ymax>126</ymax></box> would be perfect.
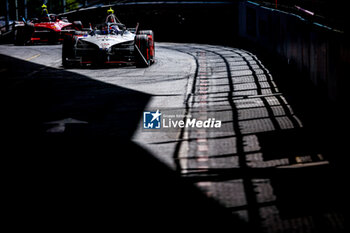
<box><xmin>169</xmin><ymin>44</ymin><xmax>344</xmax><ymax>233</ymax></box>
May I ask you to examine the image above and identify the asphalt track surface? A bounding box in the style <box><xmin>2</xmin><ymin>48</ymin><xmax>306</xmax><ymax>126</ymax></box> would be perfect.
<box><xmin>1</xmin><ymin>43</ymin><xmax>347</xmax><ymax>232</ymax></box>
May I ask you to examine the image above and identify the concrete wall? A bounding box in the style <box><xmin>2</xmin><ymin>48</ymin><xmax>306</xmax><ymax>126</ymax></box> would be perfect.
<box><xmin>238</xmin><ymin>1</ymin><xmax>349</xmax><ymax>102</ymax></box>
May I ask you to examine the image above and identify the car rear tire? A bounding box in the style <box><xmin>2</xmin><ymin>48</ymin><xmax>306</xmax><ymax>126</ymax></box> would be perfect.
<box><xmin>138</xmin><ymin>30</ymin><xmax>155</xmax><ymax>64</ymax></box>
<box><xmin>135</xmin><ymin>34</ymin><xmax>151</xmax><ymax>68</ymax></box>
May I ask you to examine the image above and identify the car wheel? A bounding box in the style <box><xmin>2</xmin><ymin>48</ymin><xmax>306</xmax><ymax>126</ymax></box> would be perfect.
<box><xmin>135</xmin><ymin>34</ymin><xmax>150</xmax><ymax>68</ymax></box>
<box><xmin>138</xmin><ymin>30</ymin><xmax>155</xmax><ymax>63</ymax></box>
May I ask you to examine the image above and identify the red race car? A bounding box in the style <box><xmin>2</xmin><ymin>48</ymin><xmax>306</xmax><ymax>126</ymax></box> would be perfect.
<box><xmin>14</xmin><ymin>14</ymin><xmax>82</xmax><ymax>45</ymax></box>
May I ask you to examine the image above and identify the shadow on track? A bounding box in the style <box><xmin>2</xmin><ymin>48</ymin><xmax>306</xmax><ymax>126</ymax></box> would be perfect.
<box><xmin>1</xmin><ymin>54</ymin><xmax>249</xmax><ymax>231</ymax></box>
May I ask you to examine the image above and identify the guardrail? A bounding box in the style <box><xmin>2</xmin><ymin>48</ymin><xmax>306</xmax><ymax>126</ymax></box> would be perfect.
<box><xmin>249</xmin><ymin>0</ymin><xmax>346</xmax><ymax>32</ymax></box>
<box><xmin>237</xmin><ymin>1</ymin><xmax>349</xmax><ymax>102</ymax></box>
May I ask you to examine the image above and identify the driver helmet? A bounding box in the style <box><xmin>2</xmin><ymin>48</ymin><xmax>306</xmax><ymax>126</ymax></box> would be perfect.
<box><xmin>41</xmin><ymin>4</ymin><xmax>49</xmax><ymax>15</ymax></box>
<box><xmin>107</xmin><ymin>7</ymin><xmax>114</xmax><ymax>15</ymax></box>
<box><xmin>41</xmin><ymin>4</ymin><xmax>48</xmax><ymax>12</ymax></box>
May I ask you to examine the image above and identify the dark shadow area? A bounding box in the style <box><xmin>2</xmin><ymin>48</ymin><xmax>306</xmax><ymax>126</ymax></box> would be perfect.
<box><xmin>1</xmin><ymin>54</ymin><xmax>249</xmax><ymax>231</ymax></box>
<box><xmin>61</xmin><ymin>2</ymin><xmax>238</xmax><ymax>45</ymax></box>
<box><xmin>257</xmin><ymin>128</ymin><xmax>323</xmax><ymax>159</ymax></box>
<box><xmin>2</xmin><ymin>2</ymin><xmax>239</xmax><ymax>46</ymax></box>
<box><xmin>1</xmin><ymin>54</ymin><xmax>148</xmax><ymax>139</ymax></box>
<box><xmin>272</xmin><ymin>169</ymin><xmax>345</xmax><ymax>217</ymax></box>
<box><xmin>169</xmin><ymin>44</ymin><xmax>347</xmax><ymax>232</ymax></box>
<box><xmin>231</xmin><ymin>40</ymin><xmax>349</xmax><ymax>230</ymax></box>
<box><xmin>220</xmin><ymin>47</ymin><xmax>346</xmax><ymax>232</ymax></box>
<box><xmin>237</xmin><ymin>39</ymin><xmax>350</xmax><ymax>169</ymax></box>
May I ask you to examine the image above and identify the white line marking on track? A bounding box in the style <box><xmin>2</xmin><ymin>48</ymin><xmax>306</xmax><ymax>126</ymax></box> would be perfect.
<box><xmin>25</xmin><ymin>54</ymin><xmax>40</xmax><ymax>61</ymax></box>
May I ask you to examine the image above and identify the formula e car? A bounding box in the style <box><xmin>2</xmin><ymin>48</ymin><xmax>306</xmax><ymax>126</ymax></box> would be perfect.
<box><xmin>14</xmin><ymin>14</ymin><xmax>82</xmax><ymax>45</ymax></box>
<box><xmin>61</xmin><ymin>12</ymin><xmax>155</xmax><ymax>67</ymax></box>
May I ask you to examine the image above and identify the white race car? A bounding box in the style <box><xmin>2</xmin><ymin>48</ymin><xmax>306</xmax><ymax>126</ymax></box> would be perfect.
<box><xmin>62</xmin><ymin>11</ymin><xmax>154</xmax><ymax>67</ymax></box>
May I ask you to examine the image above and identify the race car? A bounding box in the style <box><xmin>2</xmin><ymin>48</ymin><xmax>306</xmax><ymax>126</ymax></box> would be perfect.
<box><xmin>14</xmin><ymin>6</ymin><xmax>82</xmax><ymax>45</ymax></box>
<box><xmin>62</xmin><ymin>9</ymin><xmax>155</xmax><ymax>67</ymax></box>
